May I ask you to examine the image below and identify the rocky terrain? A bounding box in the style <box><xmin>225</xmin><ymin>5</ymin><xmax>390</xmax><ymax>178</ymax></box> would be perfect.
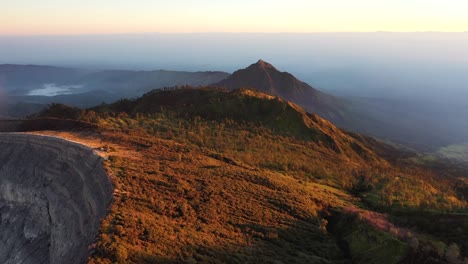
<box><xmin>0</xmin><ymin>133</ymin><xmax>113</xmax><ymax>264</ymax></box>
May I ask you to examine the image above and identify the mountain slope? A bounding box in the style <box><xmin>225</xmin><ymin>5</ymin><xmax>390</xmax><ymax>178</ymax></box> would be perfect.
<box><xmin>215</xmin><ymin>60</ymin><xmax>344</xmax><ymax>119</ymax></box>
<box><xmin>23</xmin><ymin>87</ymin><xmax>468</xmax><ymax>263</ymax></box>
<box><xmin>214</xmin><ymin>60</ymin><xmax>468</xmax><ymax>151</ymax></box>
<box><xmin>94</xmin><ymin>87</ymin><xmax>385</xmax><ymax>165</ymax></box>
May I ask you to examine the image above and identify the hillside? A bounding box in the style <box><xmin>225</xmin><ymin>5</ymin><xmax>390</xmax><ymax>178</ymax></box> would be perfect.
<box><xmin>28</xmin><ymin>87</ymin><xmax>468</xmax><ymax>263</ymax></box>
<box><xmin>215</xmin><ymin>60</ymin><xmax>344</xmax><ymax>120</ymax></box>
<box><xmin>92</xmin><ymin>87</ymin><xmax>387</xmax><ymax>165</ymax></box>
<box><xmin>213</xmin><ymin>60</ymin><xmax>468</xmax><ymax>151</ymax></box>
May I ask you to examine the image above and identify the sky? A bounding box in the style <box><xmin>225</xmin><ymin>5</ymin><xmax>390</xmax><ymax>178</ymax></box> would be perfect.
<box><xmin>2</xmin><ymin>1</ymin><xmax>468</xmax><ymax>102</ymax></box>
<box><xmin>2</xmin><ymin>0</ymin><xmax>468</xmax><ymax>35</ymax></box>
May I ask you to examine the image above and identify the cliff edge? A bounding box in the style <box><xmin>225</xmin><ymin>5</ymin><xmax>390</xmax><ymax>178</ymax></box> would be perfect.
<box><xmin>0</xmin><ymin>133</ymin><xmax>113</xmax><ymax>264</ymax></box>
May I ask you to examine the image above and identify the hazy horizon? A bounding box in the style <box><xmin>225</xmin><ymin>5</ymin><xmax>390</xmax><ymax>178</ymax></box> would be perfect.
<box><xmin>3</xmin><ymin>1</ymin><xmax>468</xmax><ymax>102</ymax></box>
<box><xmin>2</xmin><ymin>32</ymin><xmax>468</xmax><ymax>102</ymax></box>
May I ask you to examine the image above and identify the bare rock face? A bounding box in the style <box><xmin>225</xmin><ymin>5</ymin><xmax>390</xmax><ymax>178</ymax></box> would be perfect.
<box><xmin>0</xmin><ymin>133</ymin><xmax>113</xmax><ymax>264</ymax></box>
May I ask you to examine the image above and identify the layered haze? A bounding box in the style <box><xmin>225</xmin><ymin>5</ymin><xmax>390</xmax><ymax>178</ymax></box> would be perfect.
<box><xmin>1</xmin><ymin>33</ymin><xmax>467</xmax><ymax>101</ymax></box>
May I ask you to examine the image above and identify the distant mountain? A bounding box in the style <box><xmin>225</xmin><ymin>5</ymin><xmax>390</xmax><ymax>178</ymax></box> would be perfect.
<box><xmin>0</xmin><ymin>64</ymin><xmax>229</xmax><ymax>117</ymax></box>
<box><xmin>339</xmin><ymin>97</ymin><xmax>468</xmax><ymax>151</ymax></box>
<box><xmin>0</xmin><ymin>102</ymin><xmax>45</xmax><ymax>119</ymax></box>
<box><xmin>213</xmin><ymin>60</ymin><xmax>468</xmax><ymax>150</ymax></box>
<box><xmin>215</xmin><ymin>60</ymin><xmax>344</xmax><ymax>120</ymax></box>
<box><xmin>81</xmin><ymin>69</ymin><xmax>229</xmax><ymax>96</ymax></box>
<box><xmin>0</xmin><ymin>64</ymin><xmax>229</xmax><ymax>97</ymax></box>
<box><xmin>4</xmin><ymin>62</ymin><xmax>467</xmax><ymax>152</ymax></box>
<box><xmin>0</xmin><ymin>64</ymin><xmax>88</xmax><ymax>95</ymax></box>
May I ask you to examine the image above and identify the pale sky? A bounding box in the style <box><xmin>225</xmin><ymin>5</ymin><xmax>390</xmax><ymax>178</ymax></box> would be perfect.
<box><xmin>2</xmin><ymin>0</ymin><xmax>468</xmax><ymax>35</ymax></box>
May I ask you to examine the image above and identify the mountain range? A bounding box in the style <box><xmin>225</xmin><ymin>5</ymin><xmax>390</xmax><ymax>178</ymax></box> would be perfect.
<box><xmin>2</xmin><ymin>61</ymin><xmax>468</xmax><ymax>152</ymax></box>
<box><xmin>0</xmin><ymin>64</ymin><xmax>229</xmax><ymax>111</ymax></box>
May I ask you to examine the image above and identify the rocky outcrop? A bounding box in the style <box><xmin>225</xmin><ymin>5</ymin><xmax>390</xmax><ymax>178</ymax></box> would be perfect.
<box><xmin>0</xmin><ymin>133</ymin><xmax>113</xmax><ymax>264</ymax></box>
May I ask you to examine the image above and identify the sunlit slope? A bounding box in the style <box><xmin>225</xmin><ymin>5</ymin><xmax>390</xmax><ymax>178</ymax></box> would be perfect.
<box><xmin>33</xmin><ymin>87</ymin><xmax>468</xmax><ymax>263</ymax></box>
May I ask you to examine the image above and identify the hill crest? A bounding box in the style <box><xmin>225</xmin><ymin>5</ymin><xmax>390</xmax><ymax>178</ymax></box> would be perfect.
<box><xmin>215</xmin><ymin>60</ymin><xmax>343</xmax><ymax>119</ymax></box>
<box><xmin>87</xmin><ymin>87</ymin><xmax>386</xmax><ymax>166</ymax></box>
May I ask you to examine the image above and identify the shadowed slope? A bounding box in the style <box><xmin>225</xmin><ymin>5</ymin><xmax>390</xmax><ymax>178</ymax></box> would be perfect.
<box><xmin>215</xmin><ymin>60</ymin><xmax>344</xmax><ymax>119</ymax></box>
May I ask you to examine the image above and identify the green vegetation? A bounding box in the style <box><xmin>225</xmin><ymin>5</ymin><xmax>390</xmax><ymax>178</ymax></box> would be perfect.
<box><xmin>438</xmin><ymin>143</ymin><xmax>468</xmax><ymax>162</ymax></box>
<box><xmin>333</xmin><ymin>213</ymin><xmax>410</xmax><ymax>264</ymax></box>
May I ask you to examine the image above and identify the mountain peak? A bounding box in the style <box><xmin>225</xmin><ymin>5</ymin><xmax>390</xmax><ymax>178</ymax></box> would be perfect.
<box><xmin>214</xmin><ymin>61</ymin><xmax>343</xmax><ymax>119</ymax></box>
<box><xmin>253</xmin><ymin>59</ymin><xmax>275</xmax><ymax>70</ymax></box>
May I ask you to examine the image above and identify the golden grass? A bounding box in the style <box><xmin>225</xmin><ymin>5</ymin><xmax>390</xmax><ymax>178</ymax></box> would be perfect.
<box><xmin>27</xmin><ymin>89</ymin><xmax>468</xmax><ymax>263</ymax></box>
